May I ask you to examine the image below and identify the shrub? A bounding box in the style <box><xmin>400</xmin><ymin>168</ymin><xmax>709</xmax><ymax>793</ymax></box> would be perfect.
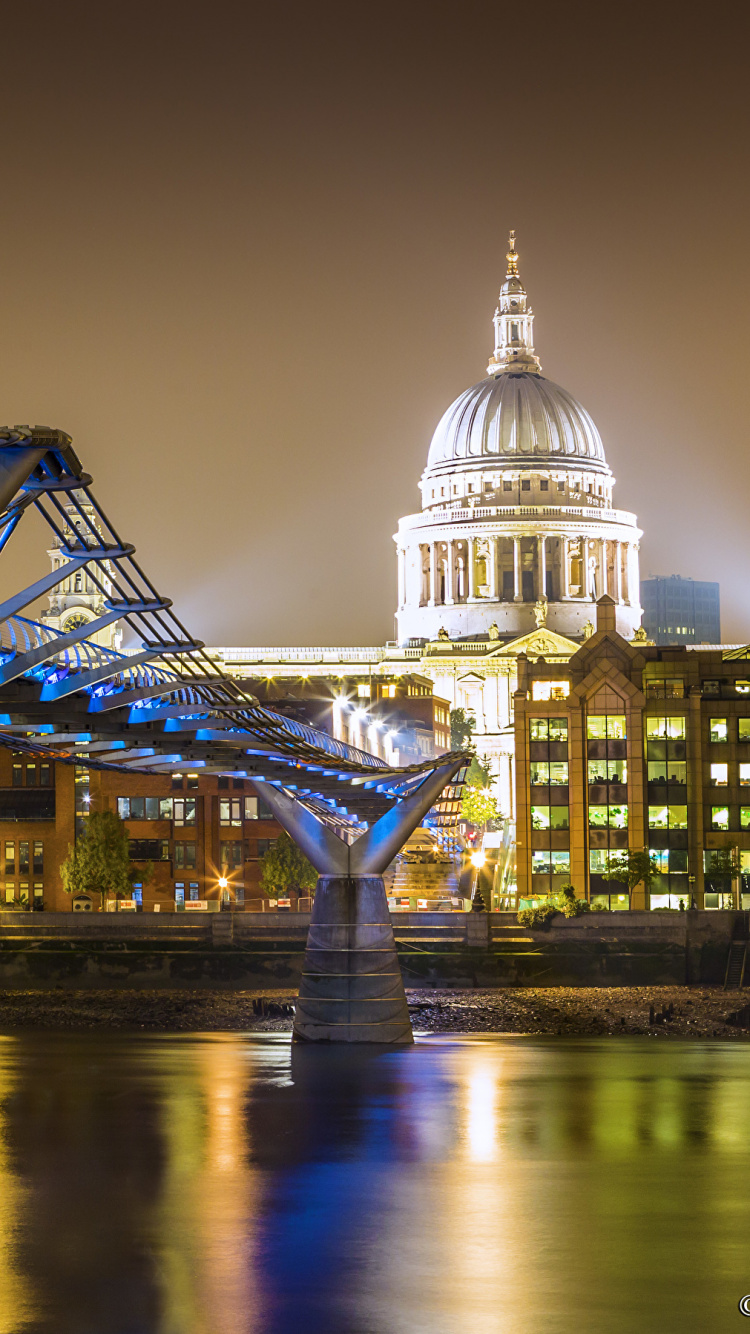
<box><xmin>518</xmin><ymin>883</ymin><xmax>590</xmax><ymax>928</ymax></box>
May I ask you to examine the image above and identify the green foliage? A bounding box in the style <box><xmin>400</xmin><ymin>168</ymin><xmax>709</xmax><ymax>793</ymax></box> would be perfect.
<box><xmin>460</xmin><ymin>785</ymin><xmax>499</xmax><ymax>830</ymax></box>
<box><xmin>706</xmin><ymin>848</ymin><xmax>739</xmax><ymax>880</ymax></box>
<box><xmin>518</xmin><ymin>883</ymin><xmax>590</xmax><ymax>928</ymax></box>
<box><xmin>449</xmin><ymin>707</ymin><xmax>476</xmax><ymax>752</ymax></box>
<box><xmin>60</xmin><ymin>810</ymin><xmax>141</xmax><ymax>908</ymax></box>
<box><xmin>260</xmin><ymin>832</ymin><xmax>317</xmax><ymax>896</ymax></box>
<box><xmin>466</xmin><ymin>755</ymin><xmax>492</xmax><ymax>788</ymax></box>
<box><xmin>602</xmin><ymin>849</ymin><xmax>659</xmax><ymax>893</ymax></box>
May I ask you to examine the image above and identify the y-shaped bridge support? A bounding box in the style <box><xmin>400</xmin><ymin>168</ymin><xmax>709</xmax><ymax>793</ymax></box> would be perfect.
<box><xmin>253</xmin><ymin>761</ymin><xmax>463</xmax><ymax>1043</ymax></box>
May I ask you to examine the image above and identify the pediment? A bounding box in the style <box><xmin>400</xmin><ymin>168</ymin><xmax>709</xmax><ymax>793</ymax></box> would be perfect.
<box><xmin>496</xmin><ymin>628</ymin><xmax>579</xmax><ymax>660</ymax></box>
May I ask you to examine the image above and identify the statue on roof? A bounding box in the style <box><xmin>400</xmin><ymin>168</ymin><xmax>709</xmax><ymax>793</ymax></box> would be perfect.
<box><xmin>533</xmin><ymin>597</ymin><xmax>548</xmax><ymax>629</ymax></box>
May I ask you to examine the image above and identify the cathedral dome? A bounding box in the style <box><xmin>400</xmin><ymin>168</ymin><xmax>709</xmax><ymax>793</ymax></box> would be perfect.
<box><xmin>424</xmin><ymin>370</ymin><xmax>607</xmax><ymax>476</ymax></box>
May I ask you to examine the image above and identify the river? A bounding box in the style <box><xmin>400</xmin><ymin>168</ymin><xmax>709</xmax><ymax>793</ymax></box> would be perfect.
<box><xmin>0</xmin><ymin>1032</ymin><xmax>747</xmax><ymax>1333</ymax></box>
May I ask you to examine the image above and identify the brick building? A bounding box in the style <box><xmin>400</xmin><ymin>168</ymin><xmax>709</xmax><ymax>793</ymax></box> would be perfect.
<box><xmin>0</xmin><ymin>752</ymin><xmax>283</xmax><ymax>911</ymax></box>
<box><xmin>514</xmin><ymin>595</ymin><xmax>750</xmax><ymax>911</ymax></box>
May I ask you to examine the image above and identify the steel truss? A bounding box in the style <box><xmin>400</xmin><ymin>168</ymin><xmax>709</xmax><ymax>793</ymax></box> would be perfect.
<box><xmin>0</xmin><ymin>427</ymin><xmax>468</xmax><ymax>838</ymax></box>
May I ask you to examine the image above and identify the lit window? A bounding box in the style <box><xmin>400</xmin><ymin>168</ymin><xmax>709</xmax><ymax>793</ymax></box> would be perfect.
<box><xmin>532</xmin><ymin>681</ymin><xmax>570</xmax><ymax>701</ymax></box>
<box><xmin>357</xmin><ymin>684</ymin><xmax>370</xmax><ymax>699</ymax></box>
<box><xmin>530</xmin><ymin>762</ymin><xmax>549</xmax><ymax>785</ymax></box>
<box><xmin>588</xmin><ymin>759</ymin><xmax>627</xmax><ymax>784</ymax></box>
<box><xmin>548</xmin><ymin>763</ymin><xmax>568</xmax><ymax>785</ymax></box>
<box><xmin>742</xmin><ymin>809</ymin><xmax>750</xmax><ymax>829</ymax></box>
<box><xmin>711</xmin><ymin>806</ymin><xmax>730</xmax><ymax>830</ymax></box>
<box><xmin>551</xmin><ymin>851</ymin><xmax>570</xmax><ymax>874</ymax></box>
<box><xmin>710</xmin><ymin>763</ymin><xmax>728</xmax><ymax>786</ymax></box>
<box><xmin>529</xmin><ymin>717</ymin><xmax>568</xmax><ymax>742</ymax></box>
<box><xmin>710</xmin><ymin>718</ymin><xmax>728</xmax><ymax>743</ymax></box>
<box><xmin>740</xmin><ymin>764</ymin><xmax>750</xmax><ymax>786</ymax></box>
<box><xmin>646</xmin><ymin>716</ymin><xmax>687</xmax><ymax>740</ymax></box>
<box><xmin>739</xmin><ymin>719</ymin><xmax>750</xmax><ymax>741</ymax></box>
<box><xmin>586</xmin><ymin>714</ymin><xmax>626</xmax><ymax>740</ymax></box>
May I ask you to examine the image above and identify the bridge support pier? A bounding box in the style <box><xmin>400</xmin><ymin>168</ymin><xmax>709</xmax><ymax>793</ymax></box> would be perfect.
<box><xmin>294</xmin><ymin>875</ymin><xmax>411</xmax><ymax>1043</ymax></box>
<box><xmin>253</xmin><ymin>759</ymin><xmax>462</xmax><ymax>1044</ymax></box>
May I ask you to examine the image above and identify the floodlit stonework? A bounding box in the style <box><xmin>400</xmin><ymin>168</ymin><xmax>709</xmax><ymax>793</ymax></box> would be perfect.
<box><xmin>394</xmin><ymin>232</ymin><xmax>643</xmax><ymax>645</ymax></box>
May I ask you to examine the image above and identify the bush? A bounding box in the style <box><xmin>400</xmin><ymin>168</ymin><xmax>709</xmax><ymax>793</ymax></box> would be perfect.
<box><xmin>518</xmin><ymin>884</ymin><xmax>590</xmax><ymax>928</ymax></box>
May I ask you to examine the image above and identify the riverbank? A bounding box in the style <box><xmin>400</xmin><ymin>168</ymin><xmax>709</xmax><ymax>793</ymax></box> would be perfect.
<box><xmin>0</xmin><ymin>986</ymin><xmax>748</xmax><ymax>1036</ymax></box>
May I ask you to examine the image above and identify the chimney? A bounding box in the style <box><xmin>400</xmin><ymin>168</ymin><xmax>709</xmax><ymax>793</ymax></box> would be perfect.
<box><xmin>596</xmin><ymin>594</ymin><xmax>617</xmax><ymax>636</ymax></box>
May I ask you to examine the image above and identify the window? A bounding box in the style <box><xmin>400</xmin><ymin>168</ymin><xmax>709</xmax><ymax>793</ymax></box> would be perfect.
<box><xmin>4</xmin><ymin>843</ymin><xmax>13</xmax><ymax>876</ymax></box>
<box><xmin>645</xmin><ymin>678</ymin><xmax>684</xmax><ymax>699</ymax></box>
<box><xmin>33</xmin><ymin>842</ymin><xmax>43</xmax><ymax>876</ymax></box>
<box><xmin>589</xmin><ymin>849</ymin><xmax>611</xmax><ymax>873</ymax></box>
<box><xmin>33</xmin><ymin>883</ymin><xmax>43</xmax><ymax>902</ymax></box>
<box><xmin>740</xmin><ymin>764</ymin><xmax>750</xmax><ymax>786</ymax></box>
<box><xmin>257</xmin><ymin>838</ymin><xmax>277</xmax><ymax>857</ymax></box>
<box><xmin>540</xmin><ymin>479</ymin><xmax>549</xmax><ymax>491</ymax></box>
<box><xmin>548</xmin><ymin>762</ymin><xmax>568</xmax><ymax>785</ymax></box>
<box><xmin>188</xmin><ymin>883</ymin><xmax>199</xmax><ymax>901</ymax></box>
<box><xmin>557</xmin><ymin>481</ymin><xmax>564</xmax><ymax>491</ymax></box>
<box><xmin>530</xmin><ymin>761</ymin><xmax>549</xmax><ymax>785</ymax></box>
<box><xmin>710</xmin><ymin>763</ymin><xmax>728</xmax><ymax>786</ymax></box>
<box><xmin>25</xmin><ymin>764</ymin><xmax>36</xmax><ymax>787</ymax></box>
<box><xmin>532</xmin><ymin>850</ymin><xmax>570</xmax><ymax>875</ymax></box>
<box><xmin>503</xmin><ymin>480</ymin><xmax>512</xmax><ymax>492</ymax></box>
<box><xmin>742</xmin><ymin>809</ymin><xmax>750</xmax><ymax>830</ymax></box>
<box><xmin>173</xmin><ymin>799</ymin><xmax>196</xmax><ymax>827</ymax></box>
<box><xmin>232</xmin><ymin>778</ymin><xmax>244</xmax><ymax>790</ymax></box>
<box><xmin>649</xmin><ymin>805</ymin><xmax>688</xmax><ymax>829</ymax></box>
<box><xmin>357</xmin><ymin>684</ymin><xmax>370</xmax><ymax>698</ymax></box>
<box><xmin>710</xmin><ymin>807</ymin><xmax>729</xmax><ymax>830</ymax></box>
<box><xmin>244</xmin><ymin>796</ymin><xmax>259</xmax><ymax>820</ymax></box>
<box><xmin>530</xmin><ymin>805</ymin><xmax>569</xmax><ymax>830</ymax></box>
<box><xmin>646</xmin><ymin>717</ymin><xmax>687</xmax><ymax>740</ymax></box>
<box><xmin>187</xmin><ymin>773</ymin><xmax>199</xmax><ymax>790</ymax></box>
<box><xmin>174</xmin><ymin>842</ymin><xmax>197</xmax><ymax>870</ymax></box>
<box><xmin>11</xmin><ymin>764</ymin><xmax>21</xmax><ymax>788</ymax></box>
<box><xmin>218</xmin><ymin>776</ymin><xmax>229</xmax><ymax>790</ymax></box>
<box><xmin>532</xmin><ymin>681</ymin><xmax>570</xmax><ymax>701</ymax></box>
<box><xmin>18</xmin><ymin>842</ymin><xmax>29</xmax><ymax>875</ymax></box>
<box><xmin>739</xmin><ymin>719</ymin><xmax>750</xmax><ymax>741</ymax></box>
<box><xmin>521</xmin><ymin>479</ymin><xmax>530</xmax><ymax>491</ymax></box>
<box><xmin>220</xmin><ymin>841</ymin><xmax>243</xmax><ymax>869</ymax></box>
<box><xmin>588</xmin><ymin>805</ymin><xmax>628</xmax><ymax>829</ymax></box>
<box><xmin>588</xmin><ymin>759</ymin><xmax>627</xmax><ymax>784</ymax></box>
<box><xmin>587</xmin><ymin>715</ymin><xmax>626</xmax><ymax>740</ymax></box>
<box><xmin>219</xmin><ymin>798</ymin><xmax>242</xmax><ymax>826</ymax></box>
<box><xmin>174</xmin><ymin>882</ymin><xmax>185</xmax><ymax>906</ymax></box>
<box><xmin>171</xmin><ymin>773</ymin><xmax>184</xmax><ymax>790</ymax></box>
<box><xmin>648</xmin><ymin>761</ymin><xmax>687</xmax><ymax>784</ymax></box>
<box><xmin>128</xmin><ymin>839</ymin><xmax>170</xmax><ymax>861</ymax></box>
<box><xmin>710</xmin><ymin>718</ymin><xmax>728</xmax><ymax>743</ymax></box>
<box><xmin>529</xmin><ymin>718</ymin><xmax>568</xmax><ymax>741</ymax></box>
<box><xmin>40</xmin><ymin>764</ymin><xmax>51</xmax><ymax>787</ymax></box>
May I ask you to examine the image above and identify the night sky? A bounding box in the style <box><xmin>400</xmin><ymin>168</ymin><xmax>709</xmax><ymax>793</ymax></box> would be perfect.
<box><xmin>0</xmin><ymin>2</ymin><xmax>748</xmax><ymax>644</ymax></box>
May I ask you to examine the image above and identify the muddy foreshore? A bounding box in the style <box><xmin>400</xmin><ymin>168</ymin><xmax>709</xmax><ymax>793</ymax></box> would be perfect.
<box><xmin>0</xmin><ymin>986</ymin><xmax>748</xmax><ymax>1037</ymax></box>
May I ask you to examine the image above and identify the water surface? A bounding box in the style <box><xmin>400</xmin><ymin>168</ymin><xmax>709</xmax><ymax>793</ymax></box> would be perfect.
<box><xmin>0</xmin><ymin>1032</ymin><xmax>748</xmax><ymax>1333</ymax></box>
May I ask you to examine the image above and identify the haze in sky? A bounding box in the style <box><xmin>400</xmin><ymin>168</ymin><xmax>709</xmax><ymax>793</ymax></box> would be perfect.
<box><xmin>0</xmin><ymin>2</ymin><xmax>748</xmax><ymax>644</ymax></box>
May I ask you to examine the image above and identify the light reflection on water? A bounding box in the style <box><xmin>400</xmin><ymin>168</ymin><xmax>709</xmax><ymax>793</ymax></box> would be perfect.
<box><xmin>0</xmin><ymin>1034</ymin><xmax>747</xmax><ymax>1333</ymax></box>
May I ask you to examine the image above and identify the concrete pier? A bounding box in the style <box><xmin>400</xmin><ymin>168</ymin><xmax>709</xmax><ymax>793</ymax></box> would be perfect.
<box><xmin>293</xmin><ymin>875</ymin><xmax>413</xmax><ymax>1043</ymax></box>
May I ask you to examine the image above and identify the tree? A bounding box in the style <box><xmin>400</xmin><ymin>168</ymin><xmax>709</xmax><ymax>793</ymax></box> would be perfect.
<box><xmin>260</xmin><ymin>832</ymin><xmax>317</xmax><ymax>898</ymax></box>
<box><xmin>602</xmin><ymin>849</ymin><xmax>659</xmax><ymax>895</ymax></box>
<box><xmin>706</xmin><ymin>848</ymin><xmax>739</xmax><ymax>880</ymax></box>
<box><xmin>450</xmin><ymin>707</ymin><xmax>476</xmax><ymax>752</ymax></box>
<box><xmin>466</xmin><ymin>755</ymin><xmax>492</xmax><ymax>788</ymax></box>
<box><xmin>60</xmin><ymin>810</ymin><xmax>151</xmax><ymax>910</ymax></box>
<box><xmin>460</xmin><ymin>786</ymin><xmax>499</xmax><ymax>831</ymax></box>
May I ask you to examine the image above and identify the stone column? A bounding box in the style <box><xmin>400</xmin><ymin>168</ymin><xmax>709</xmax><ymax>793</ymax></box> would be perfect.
<box><xmin>429</xmin><ymin>543</ymin><xmax>437</xmax><ymax>606</ymax></box>
<box><xmin>397</xmin><ymin>547</ymin><xmax>406</xmax><ymax>609</ymax></box>
<box><xmin>488</xmin><ymin>536</ymin><xmax>498</xmax><ymax>600</ymax></box>
<box><xmin>615</xmin><ymin>540</ymin><xmax>623</xmax><ymax>602</ymax></box>
<box><xmin>468</xmin><ymin>536</ymin><xmax>477</xmax><ymax>600</ymax></box>
<box><xmin>584</xmin><ymin>539</ymin><xmax>593</xmax><ymax>599</ymax></box>
<box><xmin>562</xmin><ymin>538</ymin><xmax>570</xmax><ymax>598</ymax></box>
<box><xmin>622</xmin><ymin>543</ymin><xmax>631</xmax><ymax>603</ymax></box>
<box><xmin>445</xmin><ymin>541</ymin><xmax>455</xmax><ymax>604</ymax></box>
<box><xmin>513</xmin><ymin>536</ymin><xmax>522</xmax><ymax>601</ymax></box>
<box><xmin>601</xmin><ymin>538</ymin><xmax>609</xmax><ymax>596</ymax></box>
<box><xmin>537</xmin><ymin>533</ymin><xmax>547</xmax><ymax>600</ymax></box>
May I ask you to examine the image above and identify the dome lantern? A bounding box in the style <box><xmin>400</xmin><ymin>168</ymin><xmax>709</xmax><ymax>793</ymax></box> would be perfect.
<box><xmin>487</xmin><ymin>230</ymin><xmax>542</xmax><ymax>377</ymax></box>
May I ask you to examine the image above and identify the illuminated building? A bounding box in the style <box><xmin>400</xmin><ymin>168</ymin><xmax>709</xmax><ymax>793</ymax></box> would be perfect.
<box><xmin>394</xmin><ymin>232</ymin><xmax>643</xmax><ymax>645</ymax></box>
<box><xmin>514</xmin><ymin>594</ymin><xmax>750</xmax><ymax>910</ymax></box>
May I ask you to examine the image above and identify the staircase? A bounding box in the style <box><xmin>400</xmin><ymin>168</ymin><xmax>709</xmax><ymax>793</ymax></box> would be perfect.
<box><xmin>383</xmin><ymin>860</ymin><xmax>459</xmax><ymax>900</ymax></box>
<box><xmin>724</xmin><ymin>940</ymin><xmax>747</xmax><ymax>990</ymax></box>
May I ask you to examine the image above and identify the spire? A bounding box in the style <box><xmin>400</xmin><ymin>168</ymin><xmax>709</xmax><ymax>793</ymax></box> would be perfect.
<box><xmin>486</xmin><ymin>230</ymin><xmax>542</xmax><ymax>377</ymax></box>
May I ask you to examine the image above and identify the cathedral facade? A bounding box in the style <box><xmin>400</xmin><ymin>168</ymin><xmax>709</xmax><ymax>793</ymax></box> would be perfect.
<box><xmin>395</xmin><ymin>233</ymin><xmax>642</xmax><ymax>645</ymax></box>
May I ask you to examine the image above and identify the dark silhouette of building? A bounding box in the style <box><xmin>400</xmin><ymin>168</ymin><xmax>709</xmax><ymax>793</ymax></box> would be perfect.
<box><xmin>640</xmin><ymin>575</ymin><xmax>720</xmax><ymax>645</ymax></box>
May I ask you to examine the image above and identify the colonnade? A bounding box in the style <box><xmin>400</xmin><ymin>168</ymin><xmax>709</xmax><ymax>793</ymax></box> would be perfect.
<box><xmin>397</xmin><ymin>533</ymin><xmax>638</xmax><ymax>609</ymax></box>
